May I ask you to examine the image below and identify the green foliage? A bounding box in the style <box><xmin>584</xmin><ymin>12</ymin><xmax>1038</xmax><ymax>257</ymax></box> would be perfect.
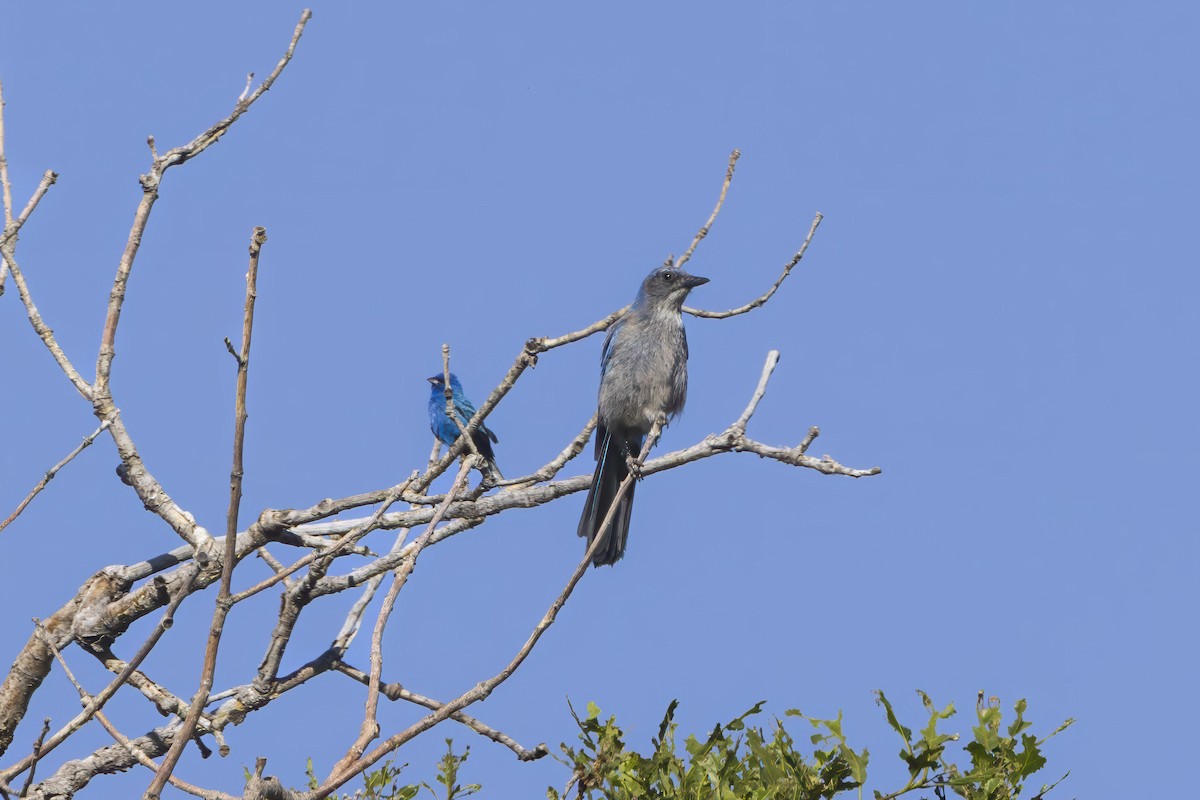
<box><xmin>549</xmin><ymin>693</ymin><xmax>1071</xmax><ymax>800</ymax></box>
<box><xmin>294</xmin><ymin>756</ymin><xmax>418</xmax><ymax>800</ymax></box>
<box><xmin>872</xmin><ymin>691</ymin><xmax>1073</xmax><ymax>800</ymax></box>
<box><xmin>325</xmin><ymin>692</ymin><xmax>1071</xmax><ymax>800</ymax></box>
<box><xmin>548</xmin><ymin>697</ymin><xmax>866</xmax><ymax>800</ymax></box>
<box><xmin>432</xmin><ymin>738</ymin><xmax>482</xmax><ymax>799</ymax></box>
<box><xmin>259</xmin><ymin>741</ymin><xmax>475</xmax><ymax>800</ymax></box>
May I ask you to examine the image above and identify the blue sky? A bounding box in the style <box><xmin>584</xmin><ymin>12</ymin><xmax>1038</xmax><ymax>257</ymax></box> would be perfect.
<box><xmin>2</xmin><ymin>2</ymin><xmax>1197</xmax><ymax>797</ymax></box>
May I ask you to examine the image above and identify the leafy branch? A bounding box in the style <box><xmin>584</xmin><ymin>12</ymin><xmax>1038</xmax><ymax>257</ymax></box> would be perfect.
<box><xmin>544</xmin><ymin>693</ymin><xmax>1071</xmax><ymax>800</ymax></box>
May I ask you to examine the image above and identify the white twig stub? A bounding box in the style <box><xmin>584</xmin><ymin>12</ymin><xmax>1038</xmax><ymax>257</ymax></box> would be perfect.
<box><xmin>238</xmin><ymin>72</ymin><xmax>255</xmax><ymax>103</ymax></box>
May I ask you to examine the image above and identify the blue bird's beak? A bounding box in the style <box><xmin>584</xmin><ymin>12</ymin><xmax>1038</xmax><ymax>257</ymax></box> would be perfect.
<box><xmin>685</xmin><ymin>275</ymin><xmax>710</xmax><ymax>288</ymax></box>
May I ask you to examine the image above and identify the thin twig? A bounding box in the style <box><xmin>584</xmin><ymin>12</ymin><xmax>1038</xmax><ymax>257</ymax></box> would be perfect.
<box><xmin>798</xmin><ymin>426</ymin><xmax>820</xmax><ymax>454</ymax></box>
<box><xmin>1</xmin><ymin>421</ymin><xmax>111</xmax><ymax>534</ymax></box>
<box><xmin>0</xmin><ymin>79</ymin><xmax>13</xmax><ymax>231</ymax></box>
<box><xmin>91</xmin><ymin>650</ymin><xmax>205</xmax><ymax>729</ymax></box>
<box><xmin>229</xmin><ymin>475</ymin><xmax>415</xmax><ymax>605</ymax></box>
<box><xmin>0</xmin><ymin>352</ymin><xmax>876</xmax><ymax>795</ymax></box>
<box><xmin>238</xmin><ymin>72</ymin><xmax>255</xmax><ymax>103</ymax></box>
<box><xmin>1</xmin><ymin>171</ymin><xmax>92</xmax><ymax>397</ymax></box>
<box><xmin>250</xmin><ymin>479</ymin><xmax>417</xmax><ymax>692</ymax></box>
<box><xmin>498</xmin><ymin>413</ymin><xmax>597</xmax><ymax>487</ymax></box>
<box><xmin>94</xmin><ymin>11</ymin><xmax>310</xmax><ymax>392</ymax></box>
<box><xmin>331</xmin><ymin>661</ymin><xmax>549</xmax><ymax>762</ymax></box>
<box><xmin>684</xmin><ymin>211</ymin><xmax>823</xmax><ymax>318</ymax></box>
<box><xmin>39</xmin><ymin>634</ymin><xmax>228</xmax><ymax>800</ymax></box>
<box><xmin>144</xmin><ymin>226</ymin><xmax>268</xmax><ymax>800</ymax></box>
<box><xmin>316</xmin><ymin>432</ymin><xmax>660</xmax><ymax>797</ymax></box>
<box><xmin>256</xmin><ymin>546</ymin><xmax>294</xmax><ymax>588</ymax></box>
<box><xmin>87</xmin><ymin>11</ymin><xmax>310</xmax><ymax>555</ymax></box>
<box><xmin>411</xmin><ymin>185</ymin><xmax>816</xmax><ymax>493</ymax></box>
<box><xmin>18</xmin><ymin>718</ymin><xmax>49</xmax><ymax>798</ymax></box>
<box><xmin>0</xmin><ymin>168</ymin><xmax>58</xmax><ymax>252</ymax></box>
<box><xmin>675</xmin><ymin>148</ymin><xmax>739</xmax><ymax>271</ymax></box>
<box><xmin>93</xmin><ymin>712</ymin><xmax>233</xmax><ymax>800</ymax></box>
<box><xmin>0</xmin><ymin>569</ymin><xmax>199</xmax><ymax>785</ymax></box>
<box><xmin>440</xmin><ymin>344</ymin><xmax>485</xmax><ymax>464</ymax></box>
<box><xmin>248</xmin><ymin>405</ymin><xmax>878</xmax><ymax>599</ymax></box>
<box><xmin>333</xmin><ymin>459</ymin><xmax>474</xmax><ymax>778</ymax></box>
<box><xmin>0</xmin><ymin>78</ymin><xmax>14</xmax><ymax>296</ymax></box>
<box><xmin>226</xmin><ymin>227</ymin><xmax>264</xmax><ymax>536</ymax></box>
<box><xmin>330</xmin><ymin>526</ymin><xmax>410</xmax><ymax>655</ymax></box>
<box><xmin>732</xmin><ymin>351</ymin><xmax>779</xmax><ymax>434</ymax></box>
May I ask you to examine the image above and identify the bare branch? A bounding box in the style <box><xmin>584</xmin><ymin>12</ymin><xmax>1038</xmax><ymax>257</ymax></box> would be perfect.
<box><xmin>227</xmin><ymin>226</ymin><xmax>265</xmax><ymax>538</ymax></box>
<box><xmin>22</xmin><ymin>722</ymin><xmax>183</xmax><ymax>800</ymax></box>
<box><xmin>0</xmin><ymin>168</ymin><xmax>94</xmax><ymax>398</ymax></box>
<box><xmin>440</xmin><ymin>344</ymin><xmax>486</xmax><ymax>465</ymax></box>
<box><xmin>39</xmin><ymin>635</ymin><xmax>231</xmax><ymax>800</ymax></box>
<box><xmin>116</xmin><ymin>13</ymin><xmax>303</xmax><ymax>382</ymax></box>
<box><xmin>1</xmin><ymin>348</ymin><xmax>876</xmax><ymax>796</ymax></box>
<box><xmin>535</xmin><ymin>307</ymin><xmax>628</xmax><ymax>351</ymax></box>
<box><xmin>0</xmin><ymin>570</ymin><xmax>125</xmax><ymax>762</ymax></box>
<box><xmin>732</xmin><ymin>350</ymin><xmax>780</xmax><ymax>435</ymax></box>
<box><xmin>1</xmin><ymin>421</ymin><xmax>111</xmax><ymax>534</ymax></box>
<box><xmin>315</xmin><ymin>432</ymin><xmax>661</xmax><ymax>797</ymax></box>
<box><xmin>94</xmin><ymin>410</ymin><xmax>216</xmax><ymax>549</ymax></box>
<box><xmin>330</xmin><ymin>528</ymin><xmax>410</xmax><ymax>655</ymax></box>
<box><xmin>333</xmin><ymin>459</ymin><xmax>474</xmax><ymax>778</ymax></box>
<box><xmin>308</xmin><ymin>401</ymin><xmax>877</xmax><ymax>569</ymax></box>
<box><xmin>238</xmin><ymin>72</ymin><xmax>255</xmax><ymax>103</ymax></box>
<box><xmin>1</xmin><ymin>49</ymin><xmax>878</xmax><ymax>797</ymax></box>
<box><xmin>91</xmin><ymin>650</ymin><xmax>205</xmax><ymax>729</ymax></box>
<box><xmin>675</xmin><ymin>148</ymin><xmax>739</xmax><ymax>271</ymax></box>
<box><xmin>798</xmin><ymin>425</ymin><xmax>820</xmax><ymax>454</ymax></box>
<box><xmin>18</xmin><ymin>718</ymin><xmax>49</xmax><ymax>798</ymax></box>
<box><xmin>93</xmin><ymin>10</ymin><xmax>310</xmax><ymax>393</ymax></box>
<box><xmin>684</xmin><ymin>211</ymin><xmax>823</xmax><ymax>318</ymax></box>
<box><xmin>0</xmin><ymin>79</ymin><xmax>13</xmax><ymax>231</ymax></box>
<box><xmin>331</xmin><ymin>661</ymin><xmax>549</xmax><ymax>762</ymax></box>
<box><xmin>0</xmin><ymin>167</ymin><xmax>59</xmax><ymax>251</ymax></box>
<box><xmin>0</xmin><ymin>568</ymin><xmax>199</xmax><ymax>785</ymax></box>
<box><xmin>500</xmin><ymin>413</ymin><xmax>597</xmax><ymax>488</ymax></box>
<box><xmin>94</xmin><ymin>713</ymin><xmax>233</xmax><ymax>800</ymax></box>
<box><xmin>142</xmin><ymin>226</ymin><xmax>268</xmax><ymax>798</ymax></box>
<box><xmin>85</xmin><ymin>11</ymin><xmax>311</xmax><ymax>556</ymax></box>
<box><xmin>229</xmin><ymin>474</ymin><xmax>415</xmax><ymax>605</ymax></box>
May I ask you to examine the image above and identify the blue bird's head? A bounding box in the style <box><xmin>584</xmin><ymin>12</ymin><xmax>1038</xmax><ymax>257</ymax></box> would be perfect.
<box><xmin>427</xmin><ymin>372</ymin><xmax>463</xmax><ymax>395</ymax></box>
<box><xmin>635</xmin><ymin>265</ymin><xmax>709</xmax><ymax>309</ymax></box>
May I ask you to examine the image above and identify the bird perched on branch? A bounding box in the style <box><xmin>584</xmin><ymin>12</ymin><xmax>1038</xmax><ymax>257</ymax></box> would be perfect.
<box><xmin>577</xmin><ymin>265</ymin><xmax>709</xmax><ymax>566</ymax></box>
<box><xmin>427</xmin><ymin>372</ymin><xmax>503</xmax><ymax>481</ymax></box>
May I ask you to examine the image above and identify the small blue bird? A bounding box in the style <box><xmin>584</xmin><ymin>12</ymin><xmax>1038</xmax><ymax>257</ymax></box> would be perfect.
<box><xmin>427</xmin><ymin>373</ymin><xmax>502</xmax><ymax>481</ymax></box>
<box><xmin>577</xmin><ymin>264</ymin><xmax>709</xmax><ymax>566</ymax></box>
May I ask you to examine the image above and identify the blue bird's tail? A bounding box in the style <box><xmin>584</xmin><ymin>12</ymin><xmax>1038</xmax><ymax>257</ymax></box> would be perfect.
<box><xmin>577</xmin><ymin>425</ymin><xmax>642</xmax><ymax>567</ymax></box>
<box><xmin>470</xmin><ymin>427</ymin><xmax>503</xmax><ymax>483</ymax></box>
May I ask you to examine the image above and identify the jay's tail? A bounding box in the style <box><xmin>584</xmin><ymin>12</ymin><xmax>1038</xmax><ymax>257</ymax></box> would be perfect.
<box><xmin>577</xmin><ymin>425</ymin><xmax>642</xmax><ymax>567</ymax></box>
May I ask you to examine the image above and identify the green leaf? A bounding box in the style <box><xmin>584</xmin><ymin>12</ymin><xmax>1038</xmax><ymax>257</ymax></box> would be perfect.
<box><xmin>821</xmin><ymin>711</ymin><xmax>844</xmax><ymax>740</ymax></box>
<box><xmin>1015</xmin><ymin>733</ymin><xmax>1048</xmax><ymax>777</ymax></box>
<box><xmin>656</xmin><ymin>699</ymin><xmax>679</xmax><ymax>746</ymax></box>
<box><xmin>874</xmin><ymin>690</ymin><xmax>912</xmax><ymax>743</ymax></box>
<box><xmin>842</xmin><ymin>744</ymin><xmax>869</xmax><ymax>785</ymax></box>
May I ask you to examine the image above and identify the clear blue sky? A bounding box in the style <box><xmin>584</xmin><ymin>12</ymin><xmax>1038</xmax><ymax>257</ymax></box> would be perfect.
<box><xmin>3</xmin><ymin>2</ymin><xmax>1196</xmax><ymax>797</ymax></box>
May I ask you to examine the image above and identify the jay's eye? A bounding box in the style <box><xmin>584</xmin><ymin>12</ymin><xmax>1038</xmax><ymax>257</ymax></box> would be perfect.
<box><xmin>662</xmin><ymin>271</ymin><xmax>676</xmax><ymax>281</ymax></box>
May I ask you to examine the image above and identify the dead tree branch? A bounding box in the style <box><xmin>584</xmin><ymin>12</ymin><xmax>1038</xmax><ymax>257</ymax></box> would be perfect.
<box><xmin>0</xmin><ymin>11</ymin><xmax>880</xmax><ymax>797</ymax></box>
